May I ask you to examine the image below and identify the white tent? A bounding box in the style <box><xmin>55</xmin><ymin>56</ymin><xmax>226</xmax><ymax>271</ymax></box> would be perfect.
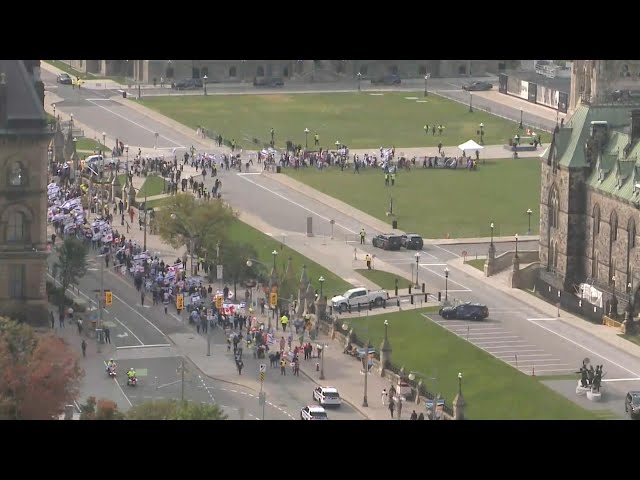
<box><xmin>457</xmin><ymin>140</ymin><xmax>483</xmax><ymax>152</ymax></box>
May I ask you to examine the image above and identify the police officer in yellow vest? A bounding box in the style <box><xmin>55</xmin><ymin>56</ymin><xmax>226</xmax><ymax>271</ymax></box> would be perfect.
<box><xmin>385</xmin><ymin>173</ymin><xmax>389</xmax><ymax>186</ymax></box>
<box><xmin>390</xmin><ymin>173</ymin><xmax>396</xmax><ymax>186</ymax></box>
<box><xmin>360</xmin><ymin>228</ymin><xmax>366</xmax><ymax>245</ymax></box>
<box><xmin>365</xmin><ymin>254</ymin><xmax>372</xmax><ymax>270</ymax></box>
<box><xmin>280</xmin><ymin>313</ymin><xmax>289</xmax><ymax>332</ymax></box>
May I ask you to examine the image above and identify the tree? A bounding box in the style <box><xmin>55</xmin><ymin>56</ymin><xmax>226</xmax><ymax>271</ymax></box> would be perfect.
<box><xmin>126</xmin><ymin>399</ymin><xmax>227</xmax><ymax>420</ymax></box>
<box><xmin>54</xmin><ymin>237</ymin><xmax>88</xmax><ymax>315</ymax></box>
<box><xmin>155</xmin><ymin>194</ymin><xmax>236</xmax><ymax>272</ymax></box>
<box><xmin>79</xmin><ymin>396</ymin><xmax>125</xmax><ymax>420</ymax></box>
<box><xmin>217</xmin><ymin>242</ymin><xmax>265</xmax><ymax>295</ymax></box>
<box><xmin>0</xmin><ymin>318</ymin><xmax>83</xmax><ymax>419</ymax></box>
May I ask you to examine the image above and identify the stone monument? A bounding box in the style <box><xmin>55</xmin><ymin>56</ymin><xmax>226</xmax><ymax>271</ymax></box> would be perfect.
<box><xmin>379</xmin><ymin>319</ymin><xmax>392</xmax><ymax>376</ymax></box>
<box><xmin>297</xmin><ymin>265</ymin><xmax>309</xmax><ymax>316</ymax></box>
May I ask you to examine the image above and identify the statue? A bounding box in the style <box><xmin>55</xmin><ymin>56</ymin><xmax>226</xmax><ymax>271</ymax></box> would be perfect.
<box><xmin>576</xmin><ymin>361</ymin><xmax>589</xmax><ymax>388</ymax></box>
<box><xmin>587</xmin><ymin>364</ymin><xmax>595</xmax><ymax>386</ymax></box>
<box><xmin>592</xmin><ymin>365</ymin><xmax>605</xmax><ymax>393</ymax></box>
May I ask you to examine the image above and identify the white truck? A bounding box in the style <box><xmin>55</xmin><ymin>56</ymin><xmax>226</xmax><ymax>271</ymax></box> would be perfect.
<box><xmin>331</xmin><ymin>287</ymin><xmax>388</xmax><ymax>312</ymax></box>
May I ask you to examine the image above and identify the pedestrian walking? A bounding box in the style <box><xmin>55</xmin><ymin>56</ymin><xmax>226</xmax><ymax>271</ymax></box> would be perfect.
<box><xmin>410</xmin><ymin>410</ymin><xmax>418</xmax><ymax>420</ymax></box>
<box><xmin>236</xmin><ymin>359</ymin><xmax>244</xmax><ymax>375</ymax></box>
<box><xmin>381</xmin><ymin>388</ymin><xmax>388</xmax><ymax>405</ymax></box>
<box><xmin>388</xmin><ymin>399</ymin><xmax>395</xmax><ymax>418</ymax></box>
<box><xmin>418</xmin><ymin>412</ymin><xmax>425</xmax><ymax>420</ymax></box>
<box><xmin>50</xmin><ymin>311</ymin><xmax>55</xmax><ymax>329</ymax></box>
<box><xmin>81</xmin><ymin>340</ymin><xmax>87</xmax><ymax>358</ymax></box>
<box><xmin>140</xmin><ymin>290</ymin><xmax>145</xmax><ymax>306</ymax></box>
<box><xmin>77</xmin><ymin>318</ymin><xmax>83</xmax><ymax>335</ymax></box>
<box><xmin>360</xmin><ymin>228</ymin><xmax>366</xmax><ymax>245</ymax></box>
<box><xmin>58</xmin><ymin>311</ymin><xmax>65</xmax><ymax>328</ymax></box>
<box><xmin>294</xmin><ymin>361</ymin><xmax>300</xmax><ymax>376</ymax></box>
<box><xmin>397</xmin><ymin>398</ymin><xmax>403</xmax><ymax>419</ymax></box>
<box><xmin>104</xmin><ymin>327</ymin><xmax>111</xmax><ymax>344</ymax></box>
<box><xmin>280</xmin><ymin>358</ymin><xmax>287</xmax><ymax>376</ymax></box>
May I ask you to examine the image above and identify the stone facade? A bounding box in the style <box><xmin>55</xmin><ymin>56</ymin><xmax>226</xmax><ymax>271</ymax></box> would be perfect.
<box><xmin>539</xmin><ymin>78</ymin><xmax>640</xmax><ymax>315</ymax></box>
<box><xmin>60</xmin><ymin>60</ymin><xmax>503</xmax><ymax>83</ymax></box>
<box><xmin>0</xmin><ymin>60</ymin><xmax>52</xmax><ymax>325</ymax></box>
<box><xmin>570</xmin><ymin>60</ymin><xmax>640</xmax><ymax>113</ymax></box>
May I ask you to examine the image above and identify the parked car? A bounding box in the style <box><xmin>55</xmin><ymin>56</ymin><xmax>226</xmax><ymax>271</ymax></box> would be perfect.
<box><xmin>371</xmin><ymin>75</ymin><xmax>401</xmax><ymax>85</ymax></box>
<box><xmin>372</xmin><ymin>234</ymin><xmax>402</xmax><ymax>251</ymax></box>
<box><xmin>625</xmin><ymin>391</ymin><xmax>640</xmax><ymax>419</ymax></box>
<box><xmin>401</xmin><ymin>233</ymin><xmax>424</xmax><ymax>250</ymax></box>
<box><xmin>331</xmin><ymin>287</ymin><xmax>388</xmax><ymax>312</ymax></box>
<box><xmin>439</xmin><ymin>303</ymin><xmax>489</xmax><ymax>320</ymax></box>
<box><xmin>57</xmin><ymin>73</ymin><xmax>73</xmax><ymax>85</ymax></box>
<box><xmin>172</xmin><ymin>78</ymin><xmax>203</xmax><ymax>90</ymax></box>
<box><xmin>313</xmin><ymin>387</ymin><xmax>342</xmax><ymax>407</ymax></box>
<box><xmin>462</xmin><ymin>81</ymin><xmax>493</xmax><ymax>91</ymax></box>
<box><xmin>300</xmin><ymin>405</ymin><xmax>328</xmax><ymax>420</ymax></box>
<box><xmin>253</xmin><ymin>77</ymin><xmax>285</xmax><ymax>87</ymax></box>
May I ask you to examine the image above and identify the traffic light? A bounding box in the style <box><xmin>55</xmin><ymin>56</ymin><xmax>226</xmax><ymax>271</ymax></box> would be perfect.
<box><xmin>176</xmin><ymin>294</ymin><xmax>184</xmax><ymax>310</ymax></box>
<box><xmin>104</xmin><ymin>290</ymin><xmax>112</xmax><ymax>306</ymax></box>
<box><xmin>269</xmin><ymin>292</ymin><xmax>278</xmax><ymax>307</ymax></box>
<box><xmin>215</xmin><ymin>295</ymin><xmax>223</xmax><ymax>309</ymax></box>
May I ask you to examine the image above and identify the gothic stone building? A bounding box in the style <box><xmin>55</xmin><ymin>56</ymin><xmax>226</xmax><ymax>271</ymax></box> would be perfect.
<box><xmin>0</xmin><ymin>60</ymin><xmax>51</xmax><ymax>324</ymax></box>
<box><xmin>539</xmin><ymin>104</ymin><xmax>640</xmax><ymax>316</ymax></box>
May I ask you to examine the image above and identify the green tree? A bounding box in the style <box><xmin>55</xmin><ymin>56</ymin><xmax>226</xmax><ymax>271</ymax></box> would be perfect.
<box><xmin>54</xmin><ymin>237</ymin><xmax>88</xmax><ymax>315</ymax></box>
<box><xmin>216</xmin><ymin>242</ymin><xmax>265</xmax><ymax>294</ymax></box>
<box><xmin>0</xmin><ymin>318</ymin><xmax>83</xmax><ymax>419</ymax></box>
<box><xmin>155</xmin><ymin>194</ymin><xmax>236</xmax><ymax>273</ymax></box>
<box><xmin>126</xmin><ymin>399</ymin><xmax>227</xmax><ymax>420</ymax></box>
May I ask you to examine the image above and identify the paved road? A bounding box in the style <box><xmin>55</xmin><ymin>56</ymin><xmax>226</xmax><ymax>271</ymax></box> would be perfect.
<box><xmin>49</xmin><ymin>250</ymin><xmax>364</xmax><ymax>420</ymax></box>
<box><xmin>45</xmin><ymin>73</ymin><xmax>640</xmax><ymax>414</ymax></box>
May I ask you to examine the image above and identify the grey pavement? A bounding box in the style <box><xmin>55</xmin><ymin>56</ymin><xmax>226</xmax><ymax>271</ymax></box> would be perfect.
<box><xmin>45</xmin><ymin>70</ymin><xmax>640</xmax><ymax>418</ymax></box>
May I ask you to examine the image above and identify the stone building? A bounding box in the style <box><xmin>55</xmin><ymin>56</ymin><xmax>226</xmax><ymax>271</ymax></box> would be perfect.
<box><xmin>61</xmin><ymin>60</ymin><xmax>503</xmax><ymax>84</ymax></box>
<box><xmin>569</xmin><ymin>60</ymin><xmax>640</xmax><ymax>113</ymax></box>
<box><xmin>539</xmin><ymin>60</ymin><xmax>640</xmax><ymax>317</ymax></box>
<box><xmin>0</xmin><ymin>60</ymin><xmax>51</xmax><ymax>324</ymax></box>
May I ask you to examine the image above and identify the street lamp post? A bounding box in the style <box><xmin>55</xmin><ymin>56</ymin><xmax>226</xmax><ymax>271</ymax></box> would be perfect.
<box><xmin>612</xmin><ymin>275</ymin><xmax>617</xmax><ymax>306</ymax></box>
<box><xmin>515</xmin><ymin>233</ymin><xmax>519</xmax><ymax>258</ymax></box>
<box><xmin>52</xmin><ymin>103</ymin><xmax>56</xmax><ymax>118</ymax></box>
<box><xmin>95</xmin><ymin>253</ymin><xmax>106</xmax><ymax>354</ymax></box>
<box><xmin>357</xmin><ymin>72</ymin><xmax>362</xmax><ymax>92</ymax></box>
<box><xmin>408</xmin><ymin>370</ymin><xmax>439</xmax><ymax>419</ymax></box>
<box><xmin>444</xmin><ymin>267</ymin><xmax>450</xmax><ymax>301</ymax></box>
<box><xmin>271</xmin><ymin>249</ymin><xmax>278</xmax><ymax>270</ymax></box>
<box><xmin>469</xmin><ymin>92</ymin><xmax>473</xmax><ymax>113</ymax></box>
<box><xmin>490</xmin><ymin>222</ymin><xmax>494</xmax><ymax>247</ymax></box>
<box><xmin>318</xmin><ymin>343</ymin><xmax>326</xmax><ymax>380</ymax></box>
<box><xmin>335</xmin><ymin>140</ymin><xmax>340</xmax><ymax>151</ymax></box>
<box><xmin>519</xmin><ymin>109</ymin><xmax>523</xmax><ymax>129</ymax></box>
<box><xmin>527</xmin><ymin>208</ymin><xmax>533</xmax><ymax>235</ymax></box>
<box><xmin>479</xmin><ymin>122</ymin><xmax>484</xmax><ymax>144</ymax></box>
<box><xmin>424</xmin><ymin>74</ymin><xmax>429</xmax><ymax>97</ymax></box>
<box><xmin>342</xmin><ymin>320</ymin><xmax>370</xmax><ymax>407</ymax></box>
<box><xmin>102</xmin><ymin>132</ymin><xmax>106</xmax><ymax>150</ymax></box>
<box><xmin>271</xmin><ymin>128</ymin><xmax>275</xmax><ymax>146</ymax></box>
<box><xmin>304</xmin><ymin>128</ymin><xmax>309</xmax><ymax>149</ymax></box>
<box><xmin>203</xmin><ymin>75</ymin><xmax>208</xmax><ymax>96</ymax></box>
<box><xmin>319</xmin><ymin>276</ymin><xmax>325</xmax><ymax>299</ymax></box>
<box><xmin>414</xmin><ymin>252</ymin><xmax>420</xmax><ymax>288</ymax></box>
<box><xmin>125</xmin><ymin>145</ymin><xmax>129</xmax><ymax>185</ymax></box>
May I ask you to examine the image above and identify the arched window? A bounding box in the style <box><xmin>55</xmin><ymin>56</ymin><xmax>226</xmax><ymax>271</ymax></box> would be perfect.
<box><xmin>553</xmin><ymin>241</ymin><xmax>559</xmax><ymax>270</ymax></box>
<box><xmin>592</xmin><ymin>251</ymin><xmax>599</xmax><ymax>278</ymax></box>
<box><xmin>418</xmin><ymin>65</ymin><xmax>427</xmax><ymax>76</ymax></box>
<box><xmin>593</xmin><ymin>204</ymin><xmax>601</xmax><ymax>235</ymax></box>
<box><xmin>548</xmin><ymin>241</ymin><xmax>555</xmax><ymax>271</ymax></box>
<box><xmin>229</xmin><ymin>66</ymin><xmax>237</xmax><ymax>78</ymax></box>
<box><xmin>6</xmin><ymin>211</ymin><xmax>26</xmax><ymax>242</ymax></box>
<box><xmin>610</xmin><ymin>211</ymin><xmax>618</xmax><ymax>242</ymax></box>
<box><xmin>549</xmin><ymin>186</ymin><xmax>559</xmax><ymax>229</ymax></box>
<box><xmin>629</xmin><ymin>218</ymin><xmax>636</xmax><ymax>250</ymax></box>
<box><xmin>8</xmin><ymin>161</ymin><xmax>26</xmax><ymax>186</ymax></box>
<box><xmin>256</xmin><ymin>66</ymin><xmax>265</xmax><ymax>77</ymax></box>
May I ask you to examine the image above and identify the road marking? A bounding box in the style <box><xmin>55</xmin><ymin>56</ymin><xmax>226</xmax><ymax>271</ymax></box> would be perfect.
<box><xmin>237</xmin><ymin>175</ymin><xmax>357</xmax><ymax>234</ymax></box>
<box><xmin>432</xmin><ymin>244</ymin><xmax>462</xmax><ymax>258</ymax></box>
<box><xmin>495</xmin><ymin>354</ymin><xmax>553</xmax><ymax>358</ymax></box>
<box><xmin>526</xmin><ymin>318</ymin><xmax>640</xmax><ymax>378</ymax></box>
<box><xmin>116</xmin><ymin>343</ymin><xmax>171</xmax><ymax>350</ymax></box>
<box><xmin>103</xmin><ymin>360</ymin><xmax>133</xmax><ymax>407</ymax></box>
<box><xmin>527</xmin><ymin>318</ymin><xmax>559</xmax><ymax>321</ymax></box>
<box><xmin>237</xmin><ymin>173</ymin><xmax>262</xmax><ymax>176</ymax></box>
<box><xmin>533</xmin><ymin>368</ymin><xmax>576</xmax><ymax>373</ymax></box>
<box><xmin>474</xmin><ymin>340</ymin><xmax>528</xmax><ymax>345</ymax></box>
<box><xmin>602</xmin><ymin>378</ymin><xmax>640</xmax><ymax>382</ymax></box>
<box><xmin>84</xmin><ymin>98</ymin><xmax>112</xmax><ymax>101</ymax></box>
<box><xmin>170</xmin><ymin>313</ymin><xmax>183</xmax><ymax>322</ymax></box>
<box><xmin>485</xmin><ymin>349</ymin><xmax>542</xmax><ymax>353</ymax></box>
<box><xmin>112</xmin><ymin>316</ymin><xmax>144</xmax><ymax>345</ymax></box>
<box><xmin>461</xmin><ymin>332</ymin><xmax>511</xmax><ymax>336</ymax></box>
<box><xmin>86</xmin><ymin>99</ymin><xmax>184</xmax><ymax>147</ymax></box>
<box><xmin>419</xmin><ymin>263</ymin><xmax>447</xmax><ymax>266</ymax></box>
<box><xmin>110</xmin><ymin>291</ymin><xmax>166</xmax><ymax>337</ymax></box>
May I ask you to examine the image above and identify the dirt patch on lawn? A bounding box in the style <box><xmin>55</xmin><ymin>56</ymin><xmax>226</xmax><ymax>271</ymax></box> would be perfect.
<box><xmin>256</xmin><ymin>94</ymin><xmax>294</xmax><ymax>104</ymax></box>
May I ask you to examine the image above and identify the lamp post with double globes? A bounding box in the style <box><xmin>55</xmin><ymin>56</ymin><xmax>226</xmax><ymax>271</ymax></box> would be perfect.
<box><xmin>414</xmin><ymin>252</ymin><xmax>420</xmax><ymax>288</ymax></box>
<box><xmin>527</xmin><ymin>208</ymin><xmax>533</xmax><ymax>235</ymax></box>
<box><xmin>203</xmin><ymin>75</ymin><xmax>208</xmax><ymax>96</ymax></box>
<box><xmin>515</xmin><ymin>233</ymin><xmax>519</xmax><ymax>258</ymax></box>
<box><xmin>490</xmin><ymin>222</ymin><xmax>495</xmax><ymax>247</ymax></box>
<box><xmin>444</xmin><ymin>267</ymin><xmax>450</xmax><ymax>301</ymax></box>
<box><xmin>271</xmin><ymin>249</ymin><xmax>278</xmax><ymax>270</ymax></box>
<box><xmin>304</xmin><ymin>128</ymin><xmax>309</xmax><ymax>149</ymax></box>
<box><xmin>319</xmin><ymin>276</ymin><xmax>325</xmax><ymax>298</ymax></box>
<box><xmin>479</xmin><ymin>122</ymin><xmax>484</xmax><ymax>144</ymax></box>
<box><xmin>357</xmin><ymin>72</ymin><xmax>362</xmax><ymax>92</ymax></box>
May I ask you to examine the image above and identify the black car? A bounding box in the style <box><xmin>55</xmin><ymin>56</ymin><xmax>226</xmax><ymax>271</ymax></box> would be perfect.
<box><xmin>462</xmin><ymin>81</ymin><xmax>493</xmax><ymax>91</ymax></box>
<box><xmin>371</xmin><ymin>75</ymin><xmax>401</xmax><ymax>86</ymax></box>
<box><xmin>625</xmin><ymin>391</ymin><xmax>640</xmax><ymax>419</ymax></box>
<box><xmin>401</xmin><ymin>233</ymin><xmax>424</xmax><ymax>250</ymax></box>
<box><xmin>372</xmin><ymin>234</ymin><xmax>402</xmax><ymax>251</ymax></box>
<box><xmin>57</xmin><ymin>73</ymin><xmax>73</xmax><ymax>85</ymax></box>
<box><xmin>439</xmin><ymin>303</ymin><xmax>489</xmax><ymax>320</ymax></box>
<box><xmin>172</xmin><ymin>78</ymin><xmax>203</xmax><ymax>90</ymax></box>
<box><xmin>253</xmin><ymin>77</ymin><xmax>285</xmax><ymax>87</ymax></box>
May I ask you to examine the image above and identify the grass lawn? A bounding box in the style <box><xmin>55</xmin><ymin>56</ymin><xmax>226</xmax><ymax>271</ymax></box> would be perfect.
<box><xmin>466</xmin><ymin>259</ymin><xmax>485</xmax><ymax>271</ymax></box>
<box><xmin>346</xmin><ymin>309</ymin><xmax>598</xmax><ymax>419</ymax></box>
<box><xmin>45</xmin><ymin>60</ymin><xmax>92</xmax><ymax>79</ymax></box>
<box><xmin>286</xmin><ymin>159</ymin><xmax>541</xmax><ymax>238</ymax></box>
<box><xmin>228</xmin><ymin>219</ymin><xmax>352</xmax><ymax>298</ymax></box>
<box><xmin>75</xmin><ymin>137</ymin><xmax>109</xmax><ymax>153</ymax></box>
<box><xmin>356</xmin><ymin>269</ymin><xmax>405</xmax><ymax>290</ymax></box>
<box><xmin>619</xmin><ymin>334</ymin><xmax>640</xmax><ymax>348</ymax></box>
<box><xmin>144</xmin><ymin>197</ymin><xmax>172</xmax><ymax>210</ymax></box>
<box><xmin>137</xmin><ymin>175</ymin><xmax>166</xmax><ymax>198</ymax></box>
<box><xmin>139</xmin><ymin>92</ymin><xmax>527</xmax><ymax>150</ymax></box>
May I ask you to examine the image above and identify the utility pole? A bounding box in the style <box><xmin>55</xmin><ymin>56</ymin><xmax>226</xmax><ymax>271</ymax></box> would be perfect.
<box><xmin>181</xmin><ymin>358</ymin><xmax>185</xmax><ymax>402</ymax></box>
<box><xmin>143</xmin><ymin>193</ymin><xmax>148</xmax><ymax>251</ymax></box>
<box><xmin>259</xmin><ymin>364</ymin><xmax>266</xmax><ymax>420</ymax></box>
